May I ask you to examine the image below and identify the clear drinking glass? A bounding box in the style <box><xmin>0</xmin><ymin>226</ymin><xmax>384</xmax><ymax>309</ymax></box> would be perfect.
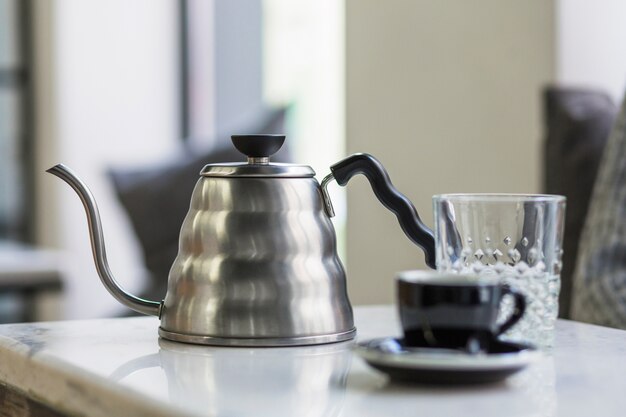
<box><xmin>433</xmin><ymin>194</ymin><xmax>566</xmax><ymax>348</ymax></box>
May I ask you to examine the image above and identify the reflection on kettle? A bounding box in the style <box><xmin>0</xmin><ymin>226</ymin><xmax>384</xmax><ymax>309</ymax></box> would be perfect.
<box><xmin>48</xmin><ymin>134</ymin><xmax>436</xmax><ymax>346</ymax></box>
<box><xmin>111</xmin><ymin>339</ymin><xmax>353</xmax><ymax>417</ymax></box>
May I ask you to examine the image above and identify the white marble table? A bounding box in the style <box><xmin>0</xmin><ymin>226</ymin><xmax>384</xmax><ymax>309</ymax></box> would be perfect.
<box><xmin>0</xmin><ymin>305</ymin><xmax>625</xmax><ymax>417</ymax></box>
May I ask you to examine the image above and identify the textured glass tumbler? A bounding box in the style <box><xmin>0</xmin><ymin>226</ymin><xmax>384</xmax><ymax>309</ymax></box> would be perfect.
<box><xmin>433</xmin><ymin>194</ymin><xmax>566</xmax><ymax>348</ymax></box>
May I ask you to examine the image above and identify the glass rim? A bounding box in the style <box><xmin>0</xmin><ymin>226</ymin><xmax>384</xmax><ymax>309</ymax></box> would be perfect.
<box><xmin>432</xmin><ymin>193</ymin><xmax>566</xmax><ymax>203</ymax></box>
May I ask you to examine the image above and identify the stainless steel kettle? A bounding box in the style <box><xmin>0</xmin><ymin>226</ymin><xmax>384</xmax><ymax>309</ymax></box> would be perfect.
<box><xmin>47</xmin><ymin>135</ymin><xmax>435</xmax><ymax>346</ymax></box>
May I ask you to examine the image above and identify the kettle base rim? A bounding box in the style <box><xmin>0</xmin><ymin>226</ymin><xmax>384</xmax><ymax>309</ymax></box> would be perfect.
<box><xmin>158</xmin><ymin>327</ymin><xmax>357</xmax><ymax>347</ymax></box>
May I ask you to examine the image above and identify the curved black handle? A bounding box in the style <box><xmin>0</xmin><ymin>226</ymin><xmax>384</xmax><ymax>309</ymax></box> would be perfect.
<box><xmin>330</xmin><ymin>153</ymin><xmax>436</xmax><ymax>269</ymax></box>
<box><xmin>496</xmin><ymin>287</ymin><xmax>526</xmax><ymax>335</ymax></box>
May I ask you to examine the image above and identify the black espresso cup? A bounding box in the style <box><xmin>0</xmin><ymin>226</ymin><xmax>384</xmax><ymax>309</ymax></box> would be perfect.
<box><xmin>397</xmin><ymin>271</ymin><xmax>526</xmax><ymax>349</ymax></box>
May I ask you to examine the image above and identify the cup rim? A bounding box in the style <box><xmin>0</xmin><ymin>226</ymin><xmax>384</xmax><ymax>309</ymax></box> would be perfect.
<box><xmin>396</xmin><ymin>270</ymin><xmax>501</xmax><ymax>286</ymax></box>
<box><xmin>432</xmin><ymin>193</ymin><xmax>566</xmax><ymax>203</ymax></box>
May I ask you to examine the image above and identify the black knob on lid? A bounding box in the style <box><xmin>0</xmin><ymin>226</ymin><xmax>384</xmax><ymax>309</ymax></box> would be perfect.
<box><xmin>231</xmin><ymin>134</ymin><xmax>285</xmax><ymax>159</ymax></box>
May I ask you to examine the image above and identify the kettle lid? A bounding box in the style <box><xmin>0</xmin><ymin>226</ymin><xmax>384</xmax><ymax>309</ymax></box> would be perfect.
<box><xmin>200</xmin><ymin>135</ymin><xmax>315</xmax><ymax>178</ymax></box>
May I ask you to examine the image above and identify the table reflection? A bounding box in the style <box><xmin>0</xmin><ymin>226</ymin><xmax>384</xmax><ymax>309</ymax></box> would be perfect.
<box><xmin>111</xmin><ymin>339</ymin><xmax>353</xmax><ymax>417</ymax></box>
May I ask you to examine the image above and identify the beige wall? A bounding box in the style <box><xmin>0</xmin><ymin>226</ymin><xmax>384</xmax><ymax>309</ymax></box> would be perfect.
<box><xmin>345</xmin><ymin>1</ymin><xmax>556</xmax><ymax>304</ymax></box>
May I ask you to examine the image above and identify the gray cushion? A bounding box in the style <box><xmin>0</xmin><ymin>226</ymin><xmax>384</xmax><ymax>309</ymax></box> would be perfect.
<box><xmin>570</xmin><ymin>90</ymin><xmax>626</xmax><ymax>329</ymax></box>
<box><xmin>543</xmin><ymin>87</ymin><xmax>616</xmax><ymax>318</ymax></box>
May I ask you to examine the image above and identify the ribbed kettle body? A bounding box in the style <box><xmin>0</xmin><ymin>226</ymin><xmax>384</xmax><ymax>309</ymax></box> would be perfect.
<box><xmin>160</xmin><ymin>177</ymin><xmax>354</xmax><ymax>341</ymax></box>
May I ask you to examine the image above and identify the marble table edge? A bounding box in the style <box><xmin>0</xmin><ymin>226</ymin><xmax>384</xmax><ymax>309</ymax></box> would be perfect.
<box><xmin>0</xmin><ymin>332</ymin><xmax>190</xmax><ymax>417</ymax></box>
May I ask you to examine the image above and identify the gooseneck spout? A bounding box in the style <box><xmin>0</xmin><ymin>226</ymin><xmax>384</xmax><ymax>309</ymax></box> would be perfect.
<box><xmin>47</xmin><ymin>164</ymin><xmax>161</xmax><ymax>316</ymax></box>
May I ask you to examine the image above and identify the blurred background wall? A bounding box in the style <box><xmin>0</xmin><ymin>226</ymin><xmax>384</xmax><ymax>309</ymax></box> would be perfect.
<box><xmin>345</xmin><ymin>0</ymin><xmax>626</xmax><ymax>305</ymax></box>
<box><xmin>556</xmin><ymin>0</ymin><xmax>626</xmax><ymax>103</ymax></box>
<box><xmin>33</xmin><ymin>0</ymin><xmax>180</xmax><ymax>318</ymax></box>
<box><xmin>0</xmin><ymin>0</ymin><xmax>623</xmax><ymax>319</ymax></box>
<box><xmin>344</xmin><ymin>0</ymin><xmax>556</xmax><ymax>304</ymax></box>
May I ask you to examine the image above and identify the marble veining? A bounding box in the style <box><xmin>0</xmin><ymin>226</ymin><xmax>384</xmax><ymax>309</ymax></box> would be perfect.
<box><xmin>0</xmin><ymin>306</ymin><xmax>625</xmax><ymax>417</ymax></box>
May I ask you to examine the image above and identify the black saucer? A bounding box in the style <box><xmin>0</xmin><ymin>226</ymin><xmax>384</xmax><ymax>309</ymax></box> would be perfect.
<box><xmin>354</xmin><ymin>337</ymin><xmax>539</xmax><ymax>385</ymax></box>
